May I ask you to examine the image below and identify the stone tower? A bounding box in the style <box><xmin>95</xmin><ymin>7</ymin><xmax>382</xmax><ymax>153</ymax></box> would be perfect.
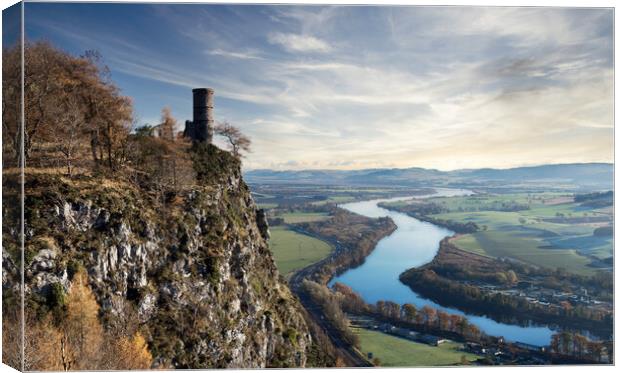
<box><xmin>184</xmin><ymin>88</ymin><xmax>214</xmax><ymax>143</ymax></box>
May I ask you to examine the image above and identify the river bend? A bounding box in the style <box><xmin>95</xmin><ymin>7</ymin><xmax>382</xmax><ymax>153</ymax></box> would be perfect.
<box><xmin>329</xmin><ymin>188</ymin><xmax>554</xmax><ymax>346</ymax></box>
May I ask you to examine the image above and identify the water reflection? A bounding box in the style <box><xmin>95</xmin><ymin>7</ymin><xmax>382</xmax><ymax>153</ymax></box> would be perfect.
<box><xmin>330</xmin><ymin>189</ymin><xmax>554</xmax><ymax>346</ymax></box>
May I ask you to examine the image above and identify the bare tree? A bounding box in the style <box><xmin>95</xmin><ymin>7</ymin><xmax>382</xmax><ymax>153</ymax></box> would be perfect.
<box><xmin>2</xmin><ymin>41</ymin><xmax>133</xmax><ymax>171</ymax></box>
<box><xmin>2</xmin><ymin>41</ymin><xmax>22</xmax><ymax>166</ymax></box>
<box><xmin>159</xmin><ymin>106</ymin><xmax>177</xmax><ymax>141</ymax></box>
<box><xmin>49</xmin><ymin>96</ymin><xmax>88</xmax><ymax>175</ymax></box>
<box><xmin>214</xmin><ymin>121</ymin><xmax>251</xmax><ymax>157</ymax></box>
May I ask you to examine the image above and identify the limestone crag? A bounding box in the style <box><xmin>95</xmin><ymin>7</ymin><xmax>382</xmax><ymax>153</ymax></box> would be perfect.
<box><xmin>4</xmin><ymin>146</ymin><xmax>310</xmax><ymax>368</ymax></box>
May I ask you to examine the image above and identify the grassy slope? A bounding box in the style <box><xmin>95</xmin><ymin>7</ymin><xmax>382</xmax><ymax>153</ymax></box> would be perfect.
<box><xmin>425</xmin><ymin>194</ymin><xmax>612</xmax><ymax>276</ymax></box>
<box><xmin>353</xmin><ymin>328</ymin><xmax>477</xmax><ymax>367</ymax></box>
<box><xmin>268</xmin><ymin>226</ymin><xmax>333</xmax><ymax>275</ymax></box>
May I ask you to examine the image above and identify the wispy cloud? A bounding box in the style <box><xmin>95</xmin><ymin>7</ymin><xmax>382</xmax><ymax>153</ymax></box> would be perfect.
<box><xmin>206</xmin><ymin>48</ymin><xmax>264</xmax><ymax>60</ymax></box>
<box><xmin>26</xmin><ymin>4</ymin><xmax>613</xmax><ymax>171</ymax></box>
<box><xmin>267</xmin><ymin>32</ymin><xmax>332</xmax><ymax>53</ymax></box>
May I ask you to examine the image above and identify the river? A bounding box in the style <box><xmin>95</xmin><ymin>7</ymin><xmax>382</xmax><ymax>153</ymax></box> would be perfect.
<box><xmin>329</xmin><ymin>188</ymin><xmax>554</xmax><ymax>346</ymax></box>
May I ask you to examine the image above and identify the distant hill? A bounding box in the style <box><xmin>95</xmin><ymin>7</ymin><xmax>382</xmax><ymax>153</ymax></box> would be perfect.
<box><xmin>245</xmin><ymin>163</ymin><xmax>613</xmax><ymax>191</ymax></box>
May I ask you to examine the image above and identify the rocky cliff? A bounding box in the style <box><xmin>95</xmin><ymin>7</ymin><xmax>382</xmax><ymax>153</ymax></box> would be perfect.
<box><xmin>2</xmin><ymin>145</ymin><xmax>311</xmax><ymax>368</ymax></box>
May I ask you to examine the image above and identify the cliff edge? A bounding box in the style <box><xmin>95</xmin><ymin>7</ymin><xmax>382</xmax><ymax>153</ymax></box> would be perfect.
<box><xmin>2</xmin><ymin>144</ymin><xmax>311</xmax><ymax>368</ymax></box>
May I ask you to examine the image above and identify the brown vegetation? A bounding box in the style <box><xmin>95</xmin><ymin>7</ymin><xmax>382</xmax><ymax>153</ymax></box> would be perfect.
<box><xmin>3</xmin><ymin>269</ymin><xmax>152</xmax><ymax>370</ymax></box>
<box><xmin>2</xmin><ymin>41</ymin><xmax>250</xmax><ymax>184</ymax></box>
<box><xmin>399</xmin><ymin>240</ymin><xmax>612</xmax><ymax>338</ymax></box>
<box><xmin>3</xmin><ymin>42</ymin><xmax>132</xmax><ymax>172</ymax></box>
<box><xmin>302</xmin><ymin>280</ymin><xmax>360</xmax><ymax>348</ymax></box>
<box><xmin>332</xmin><ymin>282</ymin><xmax>483</xmax><ymax>342</ymax></box>
<box><xmin>550</xmin><ymin>331</ymin><xmax>612</xmax><ymax>363</ymax></box>
<box><xmin>297</xmin><ymin>209</ymin><xmax>396</xmax><ymax>284</ymax></box>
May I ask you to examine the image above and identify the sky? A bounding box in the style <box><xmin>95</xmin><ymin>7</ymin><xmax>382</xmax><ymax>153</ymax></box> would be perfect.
<box><xmin>18</xmin><ymin>3</ymin><xmax>614</xmax><ymax>171</ymax></box>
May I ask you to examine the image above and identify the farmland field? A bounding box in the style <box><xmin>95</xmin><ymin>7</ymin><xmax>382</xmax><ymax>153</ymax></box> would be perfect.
<box><xmin>268</xmin><ymin>226</ymin><xmax>333</xmax><ymax>275</ymax></box>
<box><xmin>257</xmin><ymin>203</ymin><xmax>278</xmax><ymax>209</ymax></box>
<box><xmin>387</xmin><ymin>191</ymin><xmax>613</xmax><ymax>276</ymax></box>
<box><xmin>353</xmin><ymin>328</ymin><xmax>477</xmax><ymax>367</ymax></box>
<box><xmin>451</xmin><ymin>230</ymin><xmax>596</xmax><ymax>276</ymax></box>
<box><xmin>279</xmin><ymin>211</ymin><xmax>330</xmax><ymax>224</ymax></box>
<box><xmin>311</xmin><ymin>195</ymin><xmax>357</xmax><ymax>205</ymax></box>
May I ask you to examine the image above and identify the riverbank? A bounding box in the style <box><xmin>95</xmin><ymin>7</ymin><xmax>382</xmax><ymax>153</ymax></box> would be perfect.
<box><xmin>399</xmin><ymin>239</ymin><xmax>613</xmax><ymax>340</ymax></box>
<box><xmin>376</xmin><ymin>201</ymin><xmax>480</xmax><ymax>234</ymax></box>
<box><xmin>285</xmin><ymin>208</ymin><xmax>398</xmax><ymax>367</ymax></box>
<box><xmin>287</xmin><ymin>192</ymin><xmax>610</xmax><ymax>364</ymax></box>
<box><xmin>331</xmin><ymin>192</ymin><xmax>559</xmax><ymax>346</ymax></box>
<box><xmin>294</xmin><ymin>209</ymin><xmax>397</xmax><ymax>285</ymax></box>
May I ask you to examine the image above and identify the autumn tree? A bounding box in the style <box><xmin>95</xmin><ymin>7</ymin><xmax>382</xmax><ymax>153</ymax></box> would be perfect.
<box><xmin>302</xmin><ymin>280</ymin><xmax>359</xmax><ymax>348</ymax></box>
<box><xmin>6</xmin><ymin>304</ymin><xmax>65</xmax><ymax>371</ymax></box>
<box><xmin>60</xmin><ymin>269</ymin><xmax>104</xmax><ymax>370</ymax></box>
<box><xmin>15</xmin><ymin>272</ymin><xmax>154</xmax><ymax>371</ymax></box>
<box><xmin>437</xmin><ymin>310</ymin><xmax>450</xmax><ymax>331</ymax></box>
<box><xmin>24</xmin><ymin>314</ymin><xmax>64</xmax><ymax>371</ymax></box>
<box><xmin>113</xmin><ymin>332</ymin><xmax>153</xmax><ymax>370</ymax></box>
<box><xmin>94</xmin><ymin>91</ymin><xmax>133</xmax><ymax>171</ymax></box>
<box><xmin>48</xmin><ymin>95</ymin><xmax>88</xmax><ymax>175</ymax></box>
<box><xmin>2</xmin><ymin>303</ymin><xmax>22</xmax><ymax>370</ymax></box>
<box><xmin>214</xmin><ymin>120</ymin><xmax>251</xmax><ymax>158</ymax></box>
<box><xmin>421</xmin><ymin>305</ymin><xmax>437</xmax><ymax>328</ymax></box>
<box><xmin>2</xmin><ymin>40</ymin><xmax>22</xmax><ymax>165</ymax></box>
<box><xmin>589</xmin><ymin>342</ymin><xmax>603</xmax><ymax>362</ymax></box>
<box><xmin>560</xmin><ymin>331</ymin><xmax>573</xmax><ymax>355</ymax></box>
<box><xmin>1</xmin><ymin>41</ymin><xmax>133</xmax><ymax>171</ymax></box>
<box><xmin>384</xmin><ymin>301</ymin><xmax>400</xmax><ymax>320</ymax></box>
<box><xmin>77</xmin><ymin>50</ymin><xmax>133</xmax><ymax>172</ymax></box>
<box><xmin>449</xmin><ymin>314</ymin><xmax>463</xmax><ymax>333</ymax></box>
<box><xmin>158</xmin><ymin>106</ymin><xmax>177</xmax><ymax>141</ymax></box>
<box><xmin>572</xmin><ymin>334</ymin><xmax>588</xmax><ymax>357</ymax></box>
<box><xmin>332</xmin><ymin>282</ymin><xmax>367</xmax><ymax>313</ymax></box>
<box><xmin>126</xmin><ymin>129</ymin><xmax>194</xmax><ymax>195</ymax></box>
<box><xmin>2</xmin><ymin>41</ymin><xmax>70</xmax><ymax>164</ymax></box>
<box><xmin>375</xmin><ymin>300</ymin><xmax>386</xmax><ymax>316</ymax></box>
<box><xmin>550</xmin><ymin>333</ymin><xmax>561</xmax><ymax>354</ymax></box>
<box><xmin>402</xmin><ymin>303</ymin><xmax>417</xmax><ymax>323</ymax></box>
<box><xmin>457</xmin><ymin>317</ymin><xmax>471</xmax><ymax>336</ymax></box>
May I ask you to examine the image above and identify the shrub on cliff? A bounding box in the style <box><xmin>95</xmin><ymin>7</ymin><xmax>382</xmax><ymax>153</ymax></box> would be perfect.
<box><xmin>190</xmin><ymin>142</ymin><xmax>241</xmax><ymax>185</ymax></box>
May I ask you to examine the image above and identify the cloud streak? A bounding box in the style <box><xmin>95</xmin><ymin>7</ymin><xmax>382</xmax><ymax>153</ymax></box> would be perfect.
<box><xmin>26</xmin><ymin>4</ymin><xmax>613</xmax><ymax>171</ymax></box>
<box><xmin>206</xmin><ymin>48</ymin><xmax>264</xmax><ymax>60</ymax></box>
<box><xmin>267</xmin><ymin>32</ymin><xmax>332</xmax><ymax>53</ymax></box>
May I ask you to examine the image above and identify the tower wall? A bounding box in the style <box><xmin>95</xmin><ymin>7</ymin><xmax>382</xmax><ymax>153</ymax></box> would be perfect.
<box><xmin>192</xmin><ymin>88</ymin><xmax>214</xmax><ymax>143</ymax></box>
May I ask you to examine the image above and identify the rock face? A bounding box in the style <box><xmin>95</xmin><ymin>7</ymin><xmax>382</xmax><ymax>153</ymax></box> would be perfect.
<box><xmin>4</xmin><ymin>146</ymin><xmax>310</xmax><ymax>368</ymax></box>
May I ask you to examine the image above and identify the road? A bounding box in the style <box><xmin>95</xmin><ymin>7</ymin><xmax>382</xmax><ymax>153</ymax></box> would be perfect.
<box><xmin>288</xmin><ymin>247</ymin><xmax>373</xmax><ymax>367</ymax></box>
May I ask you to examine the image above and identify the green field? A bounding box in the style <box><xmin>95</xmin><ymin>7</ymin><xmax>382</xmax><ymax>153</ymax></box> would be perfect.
<box><xmin>257</xmin><ymin>203</ymin><xmax>278</xmax><ymax>209</ymax></box>
<box><xmin>279</xmin><ymin>211</ymin><xmax>330</xmax><ymax>224</ymax></box>
<box><xmin>268</xmin><ymin>226</ymin><xmax>333</xmax><ymax>275</ymax></box>
<box><xmin>354</xmin><ymin>328</ymin><xmax>477</xmax><ymax>367</ymax></box>
<box><xmin>311</xmin><ymin>195</ymin><xmax>357</xmax><ymax>206</ymax></box>
<box><xmin>452</xmin><ymin>231</ymin><xmax>596</xmax><ymax>276</ymax></box>
<box><xmin>418</xmin><ymin>192</ymin><xmax>613</xmax><ymax>276</ymax></box>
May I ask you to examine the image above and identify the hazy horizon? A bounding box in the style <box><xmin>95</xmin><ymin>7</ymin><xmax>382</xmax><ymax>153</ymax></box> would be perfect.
<box><xmin>23</xmin><ymin>3</ymin><xmax>613</xmax><ymax>171</ymax></box>
<box><xmin>244</xmin><ymin>161</ymin><xmax>613</xmax><ymax>173</ymax></box>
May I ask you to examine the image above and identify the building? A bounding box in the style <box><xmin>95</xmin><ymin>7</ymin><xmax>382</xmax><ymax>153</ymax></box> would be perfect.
<box><xmin>184</xmin><ymin>88</ymin><xmax>214</xmax><ymax>143</ymax></box>
<box><xmin>151</xmin><ymin>122</ymin><xmax>175</xmax><ymax>142</ymax></box>
<box><xmin>418</xmin><ymin>334</ymin><xmax>447</xmax><ymax>346</ymax></box>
